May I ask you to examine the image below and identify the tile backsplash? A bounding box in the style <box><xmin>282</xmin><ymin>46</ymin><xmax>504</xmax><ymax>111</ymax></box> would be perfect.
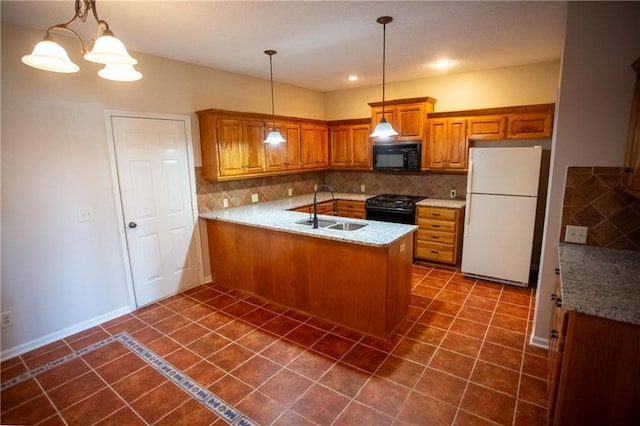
<box><xmin>196</xmin><ymin>168</ymin><xmax>467</xmax><ymax>213</ymax></box>
<box><xmin>562</xmin><ymin>167</ymin><xmax>640</xmax><ymax>250</ymax></box>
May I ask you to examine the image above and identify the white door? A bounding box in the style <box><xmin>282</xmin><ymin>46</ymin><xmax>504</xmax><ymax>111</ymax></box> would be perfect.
<box><xmin>111</xmin><ymin>116</ymin><xmax>201</xmax><ymax>306</ymax></box>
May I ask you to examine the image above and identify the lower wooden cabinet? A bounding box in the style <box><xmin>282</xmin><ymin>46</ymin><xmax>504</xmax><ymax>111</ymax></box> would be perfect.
<box><xmin>547</xmin><ymin>273</ymin><xmax>640</xmax><ymax>425</ymax></box>
<box><xmin>623</xmin><ymin>57</ymin><xmax>640</xmax><ymax>198</ymax></box>
<box><xmin>414</xmin><ymin>206</ymin><xmax>464</xmax><ymax>264</ymax></box>
<box><xmin>336</xmin><ymin>200</ymin><xmax>366</xmax><ymax>218</ymax></box>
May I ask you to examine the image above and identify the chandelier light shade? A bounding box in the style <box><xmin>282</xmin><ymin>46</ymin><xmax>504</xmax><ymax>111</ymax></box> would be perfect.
<box><xmin>21</xmin><ymin>0</ymin><xmax>141</xmax><ymax>82</ymax></box>
<box><xmin>264</xmin><ymin>50</ymin><xmax>286</xmax><ymax>145</ymax></box>
<box><xmin>370</xmin><ymin>16</ymin><xmax>399</xmax><ymax>139</ymax></box>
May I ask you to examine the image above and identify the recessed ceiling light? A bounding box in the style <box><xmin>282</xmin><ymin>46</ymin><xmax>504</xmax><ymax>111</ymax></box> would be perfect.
<box><xmin>431</xmin><ymin>59</ymin><xmax>455</xmax><ymax>69</ymax></box>
<box><xmin>347</xmin><ymin>75</ymin><xmax>359</xmax><ymax>81</ymax></box>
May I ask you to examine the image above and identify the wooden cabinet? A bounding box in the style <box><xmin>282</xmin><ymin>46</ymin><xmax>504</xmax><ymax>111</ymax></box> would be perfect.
<box><xmin>623</xmin><ymin>57</ymin><xmax>640</xmax><ymax>198</ymax></box>
<box><xmin>265</xmin><ymin>122</ymin><xmax>302</xmax><ymax>172</ymax></box>
<box><xmin>369</xmin><ymin>97</ymin><xmax>437</xmax><ymax>142</ymax></box>
<box><xmin>547</xmin><ymin>272</ymin><xmax>640</xmax><ymax>425</ymax></box>
<box><xmin>301</xmin><ymin>124</ymin><xmax>329</xmax><ymax>169</ymax></box>
<box><xmin>215</xmin><ymin>118</ymin><xmax>266</xmax><ymax>177</ymax></box>
<box><xmin>329</xmin><ymin>119</ymin><xmax>372</xmax><ymax>170</ymax></box>
<box><xmin>466</xmin><ymin>115</ymin><xmax>507</xmax><ymax>140</ymax></box>
<box><xmin>197</xmin><ymin>108</ymin><xmax>329</xmax><ymax>180</ymax></box>
<box><xmin>414</xmin><ymin>206</ymin><xmax>464</xmax><ymax>264</ymax></box>
<box><xmin>336</xmin><ymin>200</ymin><xmax>366</xmax><ymax>218</ymax></box>
<box><xmin>426</xmin><ymin>104</ymin><xmax>555</xmax><ymax>172</ymax></box>
<box><xmin>426</xmin><ymin>118</ymin><xmax>468</xmax><ymax>170</ymax></box>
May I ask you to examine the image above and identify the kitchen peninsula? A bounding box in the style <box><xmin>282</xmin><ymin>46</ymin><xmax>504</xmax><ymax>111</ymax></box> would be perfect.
<box><xmin>200</xmin><ymin>193</ymin><xmax>416</xmax><ymax>339</ymax></box>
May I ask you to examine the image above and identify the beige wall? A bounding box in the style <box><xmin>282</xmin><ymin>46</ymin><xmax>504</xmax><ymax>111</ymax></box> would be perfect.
<box><xmin>324</xmin><ymin>61</ymin><xmax>561</xmax><ymax>120</ymax></box>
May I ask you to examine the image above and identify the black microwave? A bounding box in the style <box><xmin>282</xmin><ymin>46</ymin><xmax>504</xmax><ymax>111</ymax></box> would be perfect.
<box><xmin>373</xmin><ymin>142</ymin><xmax>421</xmax><ymax>172</ymax></box>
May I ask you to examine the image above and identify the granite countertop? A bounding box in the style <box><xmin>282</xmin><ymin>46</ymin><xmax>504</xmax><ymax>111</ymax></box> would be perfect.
<box><xmin>416</xmin><ymin>198</ymin><xmax>466</xmax><ymax>209</ymax></box>
<box><xmin>199</xmin><ymin>192</ymin><xmax>416</xmax><ymax>248</ymax></box>
<box><xmin>558</xmin><ymin>243</ymin><xmax>640</xmax><ymax>326</ymax></box>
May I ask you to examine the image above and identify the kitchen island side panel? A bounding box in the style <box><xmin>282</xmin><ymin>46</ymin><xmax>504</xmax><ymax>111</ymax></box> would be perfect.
<box><xmin>205</xmin><ymin>219</ymin><xmax>412</xmax><ymax>338</ymax></box>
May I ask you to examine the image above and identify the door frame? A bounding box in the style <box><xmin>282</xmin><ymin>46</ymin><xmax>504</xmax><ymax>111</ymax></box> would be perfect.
<box><xmin>105</xmin><ymin>110</ymin><xmax>204</xmax><ymax>309</ymax></box>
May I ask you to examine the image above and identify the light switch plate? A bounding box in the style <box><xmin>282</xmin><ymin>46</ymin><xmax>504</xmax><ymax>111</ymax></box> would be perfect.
<box><xmin>565</xmin><ymin>225</ymin><xmax>588</xmax><ymax>244</ymax></box>
<box><xmin>251</xmin><ymin>194</ymin><xmax>259</xmax><ymax>203</ymax></box>
<box><xmin>78</xmin><ymin>207</ymin><xmax>94</xmax><ymax>222</ymax></box>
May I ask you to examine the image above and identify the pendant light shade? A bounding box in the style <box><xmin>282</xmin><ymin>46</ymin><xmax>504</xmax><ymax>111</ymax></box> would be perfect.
<box><xmin>98</xmin><ymin>63</ymin><xmax>143</xmax><ymax>81</ymax></box>
<box><xmin>264</xmin><ymin>49</ymin><xmax>286</xmax><ymax>144</ymax></box>
<box><xmin>22</xmin><ymin>0</ymin><xmax>141</xmax><ymax>82</ymax></box>
<box><xmin>370</xmin><ymin>16</ymin><xmax>398</xmax><ymax>139</ymax></box>
<box><xmin>21</xmin><ymin>36</ymin><xmax>80</xmax><ymax>73</ymax></box>
<box><xmin>84</xmin><ymin>29</ymin><xmax>137</xmax><ymax>65</ymax></box>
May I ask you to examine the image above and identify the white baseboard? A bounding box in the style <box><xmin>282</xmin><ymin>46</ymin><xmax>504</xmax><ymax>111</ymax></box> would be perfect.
<box><xmin>529</xmin><ymin>334</ymin><xmax>550</xmax><ymax>350</ymax></box>
<box><xmin>203</xmin><ymin>275</ymin><xmax>213</xmax><ymax>284</ymax></box>
<box><xmin>0</xmin><ymin>306</ymin><xmax>132</xmax><ymax>362</ymax></box>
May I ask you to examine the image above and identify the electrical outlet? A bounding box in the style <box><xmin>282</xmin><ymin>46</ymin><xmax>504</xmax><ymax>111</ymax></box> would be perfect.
<box><xmin>251</xmin><ymin>193</ymin><xmax>259</xmax><ymax>203</ymax></box>
<box><xmin>450</xmin><ymin>189</ymin><xmax>457</xmax><ymax>198</ymax></box>
<box><xmin>1</xmin><ymin>311</ymin><xmax>14</xmax><ymax>329</ymax></box>
<box><xmin>360</xmin><ymin>184</ymin><xmax>366</xmax><ymax>193</ymax></box>
<box><xmin>288</xmin><ymin>188</ymin><xmax>293</xmax><ymax>196</ymax></box>
<box><xmin>314</xmin><ymin>184</ymin><xmax>317</xmax><ymax>191</ymax></box>
<box><xmin>222</xmin><ymin>198</ymin><xmax>229</xmax><ymax>208</ymax></box>
<box><xmin>565</xmin><ymin>225</ymin><xmax>588</xmax><ymax>244</ymax></box>
<box><xmin>77</xmin><ymin>207</ymin><xmax>94</xmax><ymax>222</ymax></box>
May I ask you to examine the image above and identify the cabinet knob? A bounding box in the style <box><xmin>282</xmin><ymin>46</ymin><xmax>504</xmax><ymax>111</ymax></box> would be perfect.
<box><xmin>623</xmin><ymin>167</ymin><xmax>634</xmax><ymax>173</ymax></box>
<box><xmin>550</xmin><ymin>329</ymin><xmax>559</xmax><ymax>339</ymax></box>
<box><xmin>555</xmin><ymin>267</ymin><xmax>560</xmax><ymax>275</ymax></box>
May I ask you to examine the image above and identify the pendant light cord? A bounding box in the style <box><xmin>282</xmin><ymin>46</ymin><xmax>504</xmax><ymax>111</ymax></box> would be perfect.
<box><xmin>381</xmin><ymin>20</ymin><xmax>387</xmax><ymax>116</ymax></box>
<box><xmin>268</xmin><ymin>52</ymin><xmax>276</xmax><ymax>130</ymax></box>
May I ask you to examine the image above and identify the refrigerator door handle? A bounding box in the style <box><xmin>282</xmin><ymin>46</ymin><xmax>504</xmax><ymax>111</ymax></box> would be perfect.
<box><xmin>464</xmin><ymin>196</ymin><xmax>472</xmax><ymax>237</ymax></box>
<box><xmin>466</xmin><ymin>158</ymin><xmax>474</xmax><ymax>194</ymax></box>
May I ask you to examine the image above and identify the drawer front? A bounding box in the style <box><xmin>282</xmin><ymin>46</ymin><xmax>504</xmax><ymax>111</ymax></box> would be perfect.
<box><xmin>417</xmin><ymin>218</ymin><xmax>456</xmax><ymax>233</ymax></box>
<box><xmin>417</xmin><ymin>207</ymin><xmax>457</xmax><ymax>221</ymax></box>
<box><xmin>337</xmin><ymin>200</ymin><xmax>365</xmax><ymax>211</ymax></box>
<box><xmin>415</xmin><ymin>241</ymin><xmax>455</xmax><ymax>263</ymax></box>
<box><xmin>416</xmin><ymin>229</ymin><xmax>455</xmax><ymax>244</ymax></box>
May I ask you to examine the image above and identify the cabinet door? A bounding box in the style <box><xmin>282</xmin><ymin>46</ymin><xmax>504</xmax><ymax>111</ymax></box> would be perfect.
<box><xmin>467</xmin><ymin>115</ymin><xmax>506</xmax><ymax>140</ymax></box>
<box><xmin>216</xmin><ymin>119</ymin><xmax>246</xmax><ymax>176</ymax></box>
<box><xmin>508</xmin><ymin>113</ymin><xmax>553</xmax><ymax>139</ymax></box>
<box><xmin>329</xmin><ymin>126</ymin><xmax>349</xmax><ymax>167</ymax></box>
<box><xmin>427</xmin><ymin>119</ymin><xmax>448</xmax><ymax>169</ymax></box>
<box><xmin>301</xmin><ymin>125</ymin><xmax>317</xmax><ymax>168</ymax></box>
<box><xmin>371</xmin><ymin>107</ymin><xmax>396</xmax><ymax>131</ymax></box>
<box><xmin>446</xmin><ymin>119</ymin><xmax>468</xmax><ymax>169</ymax></box>
<box><xmin>315</xmin><ymin>126</ymin><xmax>329</xmax><ymax>167</ymax></box>
<box><xmin>547</xmin><ymin>275</ymin><xmax>566</xmax><ymax>425</ymax></box>
<box><xmin>244</xmin><ymin>120</ymin><xmax>267</xmax><ymax>174</ymax></box>
<box><xmin>350</xmin><ymin>124</ymin><xmax>372</xmax><ymax>168</ymax></box>
<box><xmin>397</xmin><ymin>103</ymin><xmax>425</xmax><ymax>140</ymax></box>
<box><xmin>283</xmin><ymin>123</ymin><xmax>302</xmax><ymax>170</ymax></box>
<box><xmin>264</xmin><ymin>122</ymin><xmax>286</xmax><ymax>172</ymax></box>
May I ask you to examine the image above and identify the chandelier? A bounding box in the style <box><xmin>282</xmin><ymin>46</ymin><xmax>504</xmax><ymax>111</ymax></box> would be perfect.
<box><xmin>21</xmin><ymin>0</ymin><xmax>142</xmax><ymax>82</ymax></box>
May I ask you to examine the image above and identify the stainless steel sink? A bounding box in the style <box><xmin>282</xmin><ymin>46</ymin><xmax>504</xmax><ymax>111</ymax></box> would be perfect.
<box><xmin>295</xmin><ymin>218</ymin><xmax>337</xmax><ymax>228</ymax></box>
<box><xmin>327</xmin><ymin>222</ymin><xmax>368</xmax><ymax>231</ymax></box>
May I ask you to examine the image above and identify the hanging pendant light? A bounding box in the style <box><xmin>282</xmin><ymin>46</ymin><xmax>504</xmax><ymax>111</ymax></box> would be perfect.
<box><xmin>264</xmin><ymin>50</ymin><xmax>286</xmax><ymax>144</ymax></box>
<box><xmin>370</xmin><ymin>16</ymin><xmax>398</xmax><ymax>139</ymax></box>
<box><xmin>21</xmin><ymin>0</ymin><xmax>141</xmax><ymax>82</ymax></box>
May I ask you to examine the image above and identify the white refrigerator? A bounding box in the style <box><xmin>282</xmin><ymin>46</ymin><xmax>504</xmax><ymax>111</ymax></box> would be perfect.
<box><xmin>461</xmin><ymin>147</ymin><xmax>542</xmax><ymax>287</ymax></box>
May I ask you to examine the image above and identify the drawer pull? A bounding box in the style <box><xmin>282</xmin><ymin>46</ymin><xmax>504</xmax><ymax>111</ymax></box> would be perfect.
<box><xmin>431</xmin><ymin>213</ymin><xmax>441</xmax><ymax>217</ymax></box>
<box><xmin>431</xmin><ymin>224</ymin><xmax>440</xmax><ymax>228</ymax></box>
<box><xmin>431</xmin><ymin>235</ymin><xmax>440</xmax><ymax>239</ymax></box>
<box><xmin>430</xmin><ymin>250</ymin><xmax>439</xmax><ymax>254</ymax></box>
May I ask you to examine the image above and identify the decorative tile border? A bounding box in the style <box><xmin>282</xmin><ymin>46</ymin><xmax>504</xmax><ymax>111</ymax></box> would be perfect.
<box><xmin>1</xmin><ymin>332</ymin><xmax>258</xmax><ymax>426</ymax></box>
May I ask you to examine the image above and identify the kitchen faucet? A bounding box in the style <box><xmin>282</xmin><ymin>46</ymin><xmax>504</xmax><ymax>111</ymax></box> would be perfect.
<box><xmin>313</xmin><ymin>184</ymin><xmax>337</xmax><ymax>228</ymax></box>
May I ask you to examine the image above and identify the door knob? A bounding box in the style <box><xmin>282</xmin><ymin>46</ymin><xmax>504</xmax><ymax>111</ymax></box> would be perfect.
<box><xmin>128</xmin><ymin>221</ymin><xmax>138</xmax><ymax>229</ymax></box>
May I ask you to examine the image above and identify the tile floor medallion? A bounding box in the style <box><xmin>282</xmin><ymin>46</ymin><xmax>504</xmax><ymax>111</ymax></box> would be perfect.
<box><xmin>1</xmin><ymin>332</ymin><xmax>257</xmax><ymax>426</ymax></box>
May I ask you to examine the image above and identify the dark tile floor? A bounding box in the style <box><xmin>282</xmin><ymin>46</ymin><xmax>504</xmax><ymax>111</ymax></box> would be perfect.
<box><xmin>0</xmin><ymin>265</ymin><xmax>548</xmax><ymax>425</ymax></box>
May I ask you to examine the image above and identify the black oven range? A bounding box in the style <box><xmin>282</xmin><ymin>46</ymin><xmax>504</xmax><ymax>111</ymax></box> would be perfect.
<box><xmin>365</xmin><ymin>194</ymin><xmax>426</xmax><ymax>224</ymax></box>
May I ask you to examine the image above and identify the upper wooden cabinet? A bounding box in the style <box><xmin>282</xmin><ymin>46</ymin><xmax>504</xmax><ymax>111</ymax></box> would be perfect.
<box><xmin>623</xmin><ymin>57</ymin><xmax>640</xmax><ymax>198</ymax></box>
<box><xmin>197</xmin><ymin>109</ymin><xmax>329</xmax><ymax>180</ymax></box>
<box><xmin>426</xmin><ymin>103</ymin><xmax>555</xmax><ymax>171</ymax></box>
<box><xmin>301</xmin><ymin>124</ymin><xmax>329</xmax><ymax>169</ymax></box>
<box><xmin>427</xmin><ymin>118</ymin><xmax>468</xmax><ymax>170</ymax></box>
<box><xmin>328</xmin><ymin>119</ymin><xmax>372</xmax><ymax>170</ymax></box>
<box><xmin>369</xmin><ymin>97</ymin><xmax>437</xmax><ymax>142</ymax></box>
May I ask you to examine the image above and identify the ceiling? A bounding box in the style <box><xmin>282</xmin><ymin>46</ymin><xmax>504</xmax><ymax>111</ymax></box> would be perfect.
<box><xmin>1</xmin><ymin>1</ymin><xmax>568</xmax><ymax>92</ymax></box>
